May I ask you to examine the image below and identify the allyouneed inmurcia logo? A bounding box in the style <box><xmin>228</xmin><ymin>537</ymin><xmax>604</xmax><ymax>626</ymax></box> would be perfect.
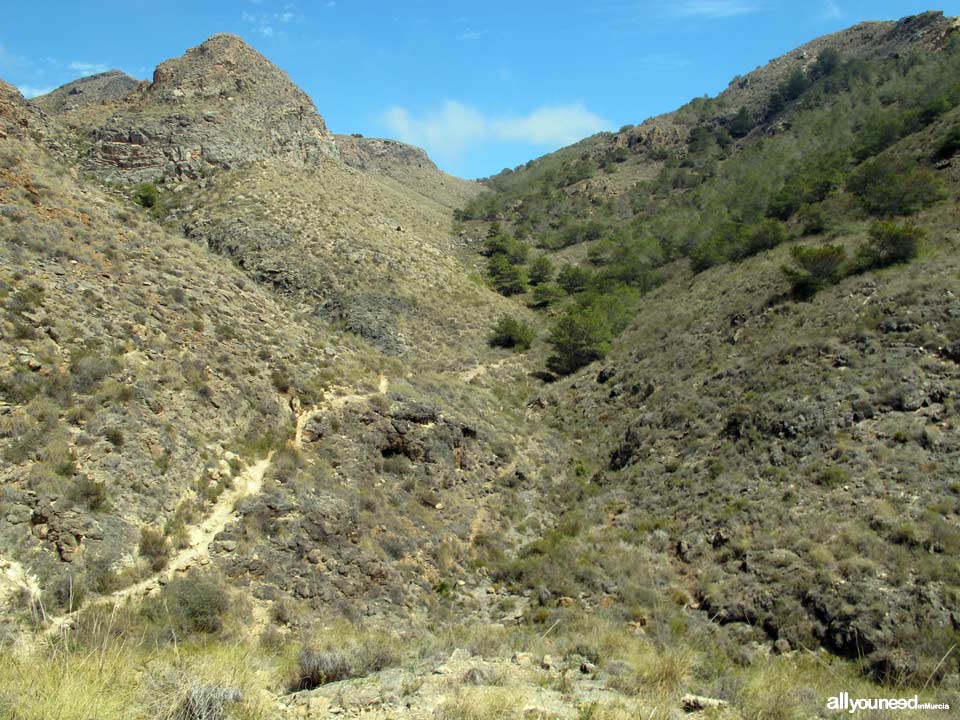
<box><xmin>827</xmin><ymin>692</ymin><xmax>951</xmax><ymax>714</ymax></box>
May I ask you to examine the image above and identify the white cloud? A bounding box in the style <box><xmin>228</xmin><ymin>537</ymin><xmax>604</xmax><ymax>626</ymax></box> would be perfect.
<box><xmin>381</xmin><ymin>100</ymin><xmax>608</xmax><ymax>161</ymax></box>
<box><xmin>17</xmin><ymin>84</ymin><xmax>55</xmax><ymax>98</ymax></box>
<box><xmin>457</xmin><ymin>29</ymin><xmax>487</xmax><ymax>40</ymax></box>
<box><xmin>669</xmin><ymin>1</ymin><xmax>762</xmax><ymax>18</ymax></box>
<box><xmin>491</xmin><ymin>106</ymin><xmax>608</xmax><ymax>145</ymax></box>
<box><xmin>821</xmin><ymin>0</ymin><xmax>843</xmax><ymax>20</ymax></box>
<box><xmin>68</xmin><ymin>61</ymin><xmax>110</xmax><ymax>76</ymax></box>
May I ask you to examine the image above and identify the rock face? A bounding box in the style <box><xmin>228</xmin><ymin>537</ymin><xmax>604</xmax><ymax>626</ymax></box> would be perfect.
<box><xmin>334</xmin><ymin>135</ymin><xmax>438</xmax><ymax>174</ymax></box>
<box><xmin>32</xmin><ymin>70</ymin><xmax>141</xmax><ymax>115</ymax></box>
<box><xmin>80</xmin><ymin>34</ymin><xmax>339</xmax><ymax>182</ymax></box>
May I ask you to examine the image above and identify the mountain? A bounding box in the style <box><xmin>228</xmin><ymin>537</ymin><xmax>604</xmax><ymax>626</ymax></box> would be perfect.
<box><xmin>61</xmin><ymin>34</ymin><xmax>340</xmax><ymax>183</ymax></box>
<box><xmin>2</xmin><ymin>15</ymin><xmax>960</xmax><ymax>720</ymax></box>
<box><xmin>458</xmin><ymin>7</ymin><xmax>960</xmax><ymax>684</ymax></box>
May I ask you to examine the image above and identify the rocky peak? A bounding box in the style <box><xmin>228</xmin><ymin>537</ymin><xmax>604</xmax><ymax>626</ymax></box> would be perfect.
<box><xmin>76</xmin><ymin>33</ymin><xmax>339</xmax><ymax>183</ymax></box>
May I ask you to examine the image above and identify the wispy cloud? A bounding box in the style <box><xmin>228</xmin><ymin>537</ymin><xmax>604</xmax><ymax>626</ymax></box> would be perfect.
<box><xmin>381</xmin><ymin>100</ymin><xmax>608</xmax><ymax>162</ymax></box>
<box><xmin>669</xmin><ymin>1</ymin><xmax>763</xmax><ymax>18</ymax></box>
<box><xmin>68</xmin><ymin>61</ymin><xmax>110</xmax><ymax>76</ymax></box>
<box><xmin>17</xmin><ymin>84</ymin><xmax>55</xmax><ymax>98</ymax></box>
<box><xmin>820</xmin><ymin>0</ymin><xmax>843</xmax><ymax>20</ymax></box>
<box><xmin>241</xmin><ymin>5</ymin><xmax>303</xmax><ymax>37</ymax></box>
<box><xmin>456</xmin><ymin>28</ymin><xmax>487</xmax><ymax>41</ymax></box>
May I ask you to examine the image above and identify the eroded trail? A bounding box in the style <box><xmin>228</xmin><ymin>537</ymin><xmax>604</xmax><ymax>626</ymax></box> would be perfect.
<box><xmin>46</xmin><ymin>453</ymin><xmax>273</xmax><ymax>635</ymax></box>
<box><xmin>45</xmin><ymin>382</ymin><xmax>393</xmax><ymax>634</ymax></box>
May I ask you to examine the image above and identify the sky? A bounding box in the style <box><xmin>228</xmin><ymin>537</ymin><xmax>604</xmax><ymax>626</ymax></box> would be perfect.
<box><xmin>3</xmin><ymin>1</ymin><xmax>959</xmax><ymax>178</ymax></box>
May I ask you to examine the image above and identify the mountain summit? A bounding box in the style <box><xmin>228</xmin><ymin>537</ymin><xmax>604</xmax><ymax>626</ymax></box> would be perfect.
<box><xmin>76</xmin><ymin>33</ymin><xmax>339</xmax><ymax>182</ymax></box>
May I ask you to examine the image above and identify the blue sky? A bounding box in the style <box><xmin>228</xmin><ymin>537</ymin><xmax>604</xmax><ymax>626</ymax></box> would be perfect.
<box><xmin>3</xmin><ymin>1</ymin><xmax>959</xmax><ymax>178</ymax></box>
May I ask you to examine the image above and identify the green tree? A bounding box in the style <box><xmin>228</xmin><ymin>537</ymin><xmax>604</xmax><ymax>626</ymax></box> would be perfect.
<box><xmin>557</xmin><ymin>264</ymin><xmax>593</xmax><ymax>294</ymax></box>
<box><xmin>780</xmin><ymin>67</ymin><xmax>811</xmax><ymax>102</ymax></box>
<box><xmin>528</xmin><ymin>255</ymin><xmax>554</xmax><ymax>286</ymax></box>
<box><xmin>489</xmin><ymin>316</ymin><xmax>536</xmax><ymax>351</ymax></box>
<box><xmin>483</xmin><ymin>233</ymin><xmax>529</xmax><ymax>263</ymax></box>
<box><xmin>529</xmin><ymin>283</ymin><xmax>566</xmax><ymax>308</ymax></box>
<box><xmin>488</xmin><ymin>255</ymin><xmax>529</xmax><ymax>296</ymax></box>
<box><xmin>729</xmin><ymin>106</ymin><xmax>753</xmax><ymax>138</ymax></box>
<box><xmin>546</xmin><ymin>307</ymin><xmax>612</xmax><ymax>375</ymax></box>
<box><xmin>810</xmin><ymin>48</ymin><xmax>841</xmax><ymax>79</ymax></box>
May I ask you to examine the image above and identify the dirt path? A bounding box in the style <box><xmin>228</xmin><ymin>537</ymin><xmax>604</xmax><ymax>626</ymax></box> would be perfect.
<box><xmin>45</xmin><ymin>453</ymin><xmax>273</xmax><ymax>635</ymax></box>
<box><xmin>45</xmin><ymin>380</ymin><xmax>394</xmax><ymax>634</ymax></box>
<box><xmin>459</xmin><ymin>356</ymin><xmax>516</xmax><ymax>383</ymax></box>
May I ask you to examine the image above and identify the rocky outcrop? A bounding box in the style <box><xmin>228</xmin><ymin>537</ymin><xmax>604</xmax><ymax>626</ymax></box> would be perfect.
<box><xmin>79</xmin><ymin>34</ymin><xmax>339</xmax><ymax>183</ymax></box>
<box><xmin>334</xmin><ymin>135</ymin><xmax>438</xmax><ymax>174</ymax></box>
<box><xmin>31</xmin><ymin>71</ymin><xmax>141</xmax><ymax>115</ymax></box>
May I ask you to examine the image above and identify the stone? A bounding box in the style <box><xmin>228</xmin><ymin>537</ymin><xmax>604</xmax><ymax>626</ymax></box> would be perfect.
<box><xmin>513</xmin><ymin>652</ymin><xmax>535</xmax><ymax>667</ymax></box>
<box><xmin>681</xmin><ymin>694</ymin><xmax>728</xmax><ymax>712</ymax></box>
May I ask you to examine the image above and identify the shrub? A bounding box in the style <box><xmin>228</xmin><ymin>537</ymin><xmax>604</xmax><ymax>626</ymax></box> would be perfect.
<box><xmin>292</xmin><ymin>648</ymin><xmax>354</xmax><ymax>690</ymax></box>
<box><xmin>846</xmin><ymin>156</ymin><xmax>945</xmax><ymax>216</ymax></box>
<box><xmin>151</xmin><ymin>571</ymin><xmax>231</xmax><ymax>635</ymax></box>
<box><xmin>855</xmin><ymin>222</ymin><xmax>923</xmax><ymax>271</ymax></box>
<box><xmin>146</xmin><ymin>672</ymin><xmax>242</xmax><ymax>720</ymax></box>
<box><xmin>730</xmin><ymin>219</ymin><xmax>788</xmax><ymax>260</ymax></box>
<box><xmin>781</xmin><ymin>244</ymin><xmax>848</xmax><ymax>299</ymax></box>
<box><xmin>70</xmin><ymin>352</ymin><xmax>119</xmax><ymax>394</ymax></box>
<box><xmin>133</xmin><ymin>183</ymin><xmax>159</xmax><ymax>209</ymax></box>
<box><xmin>934</xmin><ymin>126</ymin><xmax>960</xmax><ymax>160</ymax></box>
<box><xmin>139</xmin><ymin>526</ymin><xmax>170</xmax><ymax>572</ymax></box>
<box><xmin>489</xmin><ymin>316</ymin><xmax>535</xmax><ymax>351</ymax></box>
<box><xmin>68</xmin><ymin>475</ymin><xmax>109</xmax><ymax>511</ymax></box>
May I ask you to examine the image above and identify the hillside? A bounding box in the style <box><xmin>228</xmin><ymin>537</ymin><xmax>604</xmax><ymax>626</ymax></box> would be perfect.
<box><xmin>1</xmin><ymin>14</ymin><xmax>959</xmax><ymax>720</ymax></box>
<box><xmin>456</xmin><ymin>7</ymin><xmax>960</xmax><ymax>686</ymax></box>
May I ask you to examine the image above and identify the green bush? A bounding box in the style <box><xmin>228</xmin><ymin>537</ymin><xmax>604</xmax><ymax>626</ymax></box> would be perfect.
<box><xmin>730</xmin><ymin>219</ymin><xmax>788</xmax><ymax>260</ymax></box>
<box><xmin>133</xmin><ymin>183</ymin><xmax>159</xmax><ymax>209</ymax></box>
<box><xmin>489</xmin><ymin>316</ymin><xmax>535</xmax><ymax>351</ymax></box>
<box><xmin>855</xmin><ymin>222</ymin><xmax>923</xmax><ymax>271</ymax></box>
<box><xmin>781</xmin><ymin>244</ymin><xmax>848</xmax><ymax>299</ymax></box>
<box><xmin>846</xmin><ymin>156</ymin><xmax>945</xmax><ymax>216</ymax></box>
